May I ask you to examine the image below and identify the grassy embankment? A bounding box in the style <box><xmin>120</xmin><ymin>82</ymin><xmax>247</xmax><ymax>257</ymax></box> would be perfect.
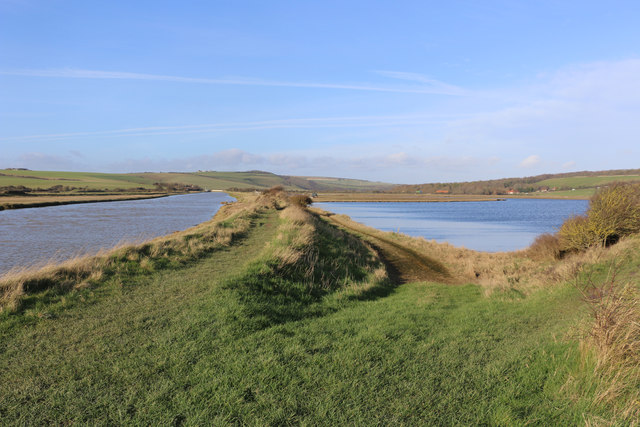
<box><xmin>0</xmin><ymin>188</ymin><xmax>638</xmax><ymax>423</ymax></box>
<box><xmin>311</xmin><ymin>192</ymin><xmax>503</xmax><ymax>202</ymax></box>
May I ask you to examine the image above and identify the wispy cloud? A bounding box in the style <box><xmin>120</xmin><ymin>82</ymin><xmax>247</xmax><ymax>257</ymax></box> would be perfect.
<box><xmin>0</xmin><ymin>68</ymin><xmax>467</xmax><ymax>95</ymax></box>
<box><xmin>374</xmin><ymin>70</ymin><xmax>468</xmax><ymax>96</ymax></box>
<box><xmin>0</xmin><ymin>113</ymin><xmax>467</xmax><ymax>142</ymax></box>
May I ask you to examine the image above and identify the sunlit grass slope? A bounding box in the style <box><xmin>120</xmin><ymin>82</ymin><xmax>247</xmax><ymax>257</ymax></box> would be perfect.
<box><xmin>0</xmin><ymin>169</ymin><xmax>393</xmax><ymax>192</ymax></box>
<box><xmin>536</xmin><ymin>174</ymin><xmax>640</xmax><ymax>189</ymax></box>
<box><xmin>0</xmin><ymin>170</ymin><xmax>156</xmax><ymax>190</ymax></box>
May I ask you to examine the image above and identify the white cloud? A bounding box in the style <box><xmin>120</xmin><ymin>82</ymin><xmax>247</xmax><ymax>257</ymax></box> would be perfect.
<box><xmin>562</xmin><ymin>160</ymin><xmax>576</xmax><ymax>169</ymax></box>
<box><xmin>519</xmin><ymin>155</ymin><xmax>540</xmax><ymax>168</ymax></box>
<box><xmin>384</xmin><ymin>152</ymin><xmax>412</xmax><ymax>165</ymax></box>
<box><xmin>441</xmin><ymin>58</ymin><xmax>640</xmax><ymax>172</ymax></box>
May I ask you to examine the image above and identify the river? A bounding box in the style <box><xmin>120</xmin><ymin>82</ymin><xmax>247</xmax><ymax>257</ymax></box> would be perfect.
<box><xmin>0</xmin><ymin>192</ymin><xmax>234</xmax><ymax>276</ymax></box>
<box><xmin>314</xmin><ymin>198</ymin><xmax>588</xmax><ymax>252</ymax></box>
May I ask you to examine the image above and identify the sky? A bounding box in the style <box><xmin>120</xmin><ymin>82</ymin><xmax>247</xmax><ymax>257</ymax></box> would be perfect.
<box><xmin>1</xmin><ymin>0</ymin><xmax>639</xmax><ymax>184</ymax></box>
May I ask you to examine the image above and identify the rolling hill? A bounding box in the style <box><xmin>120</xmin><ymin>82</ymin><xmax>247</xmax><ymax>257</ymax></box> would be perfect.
<box><xmin>0</xmin><ymin>169</ymin><xmax>394</xmax><ymax>193</ymax></box>
<box><xmin>392</xmin><ymin>168</ymin><xmax>640</xmax><ymax>197</ymax></box>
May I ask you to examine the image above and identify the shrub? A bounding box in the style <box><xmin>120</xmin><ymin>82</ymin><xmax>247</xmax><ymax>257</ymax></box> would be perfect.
<box><xmin>558</xmin><ymin>215</ymin><xmax>597</xmax><ymax>252</ymax></box>
<box><xmin>262</xmin><ymin>185</ymin><xmax>285</xmax><ymax>195</ymax></box>
<box><xmin>289</xmin><ymin>194</ymin><xmax>312</xmax><ymax>207</ymax></box>
<box><xmin>527</xmin><ymin>233</ymin><xmax>562</xmax><ymax>260</ymax></box>
<box><xmin>588</xmin><ymin>183</ymin><xmax>640</xmax><ymax>246</ymax></box>
<box><xmin>558</xmin><ymin>183</ymin><xmax>640</xmax><ymax>252</ymax></box>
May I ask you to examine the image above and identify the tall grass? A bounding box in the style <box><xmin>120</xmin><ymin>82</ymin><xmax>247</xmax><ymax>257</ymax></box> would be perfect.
<box><xmin>267</xmin><ymin>203</ymin><xmax>388</xmax><ymax>295</ymax></box>
<box><xmin>568</xmin><ymin>257</ymin><xmax>640</xmax><ymax>423</ymax></box>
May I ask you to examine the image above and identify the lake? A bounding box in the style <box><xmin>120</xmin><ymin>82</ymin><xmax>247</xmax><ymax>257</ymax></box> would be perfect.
<box><xmin>0</xmin><ymin>192</ymin><xmax>234</xmax><ymax>276</ymax></box>
<box><xmin>314</xmin><ymin>198</ymin><xmax>589</xmax><ymax>252</ymax></box>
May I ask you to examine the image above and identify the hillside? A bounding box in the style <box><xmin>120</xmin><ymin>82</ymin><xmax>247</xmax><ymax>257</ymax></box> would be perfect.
<box><xmin>1</xmin><ymin>188</ymin><xmax>638</xmax><ymax>424</ymax></box>
<box><xmin>0</xmin><ymin>169</ymin><xmax>393</xmax><ymax>193</ymax></box>
<box><xmin>392</xmin><ymin>168</ymin><xmax>640</xmax><ymax>197</ymax></box>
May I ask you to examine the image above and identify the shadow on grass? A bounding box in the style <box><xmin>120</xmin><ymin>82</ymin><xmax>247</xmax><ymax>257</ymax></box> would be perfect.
<box><xmin>221</xmin><ymin>217</ymin><xmax>399</xmax><ymax>333</ymax></box>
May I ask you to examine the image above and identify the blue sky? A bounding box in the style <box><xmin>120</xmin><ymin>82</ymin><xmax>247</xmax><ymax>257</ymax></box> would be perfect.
<box><xmin>1</xmin><ymin>0</ymin><xmax>639</xmax><ymax>183</ymax></box>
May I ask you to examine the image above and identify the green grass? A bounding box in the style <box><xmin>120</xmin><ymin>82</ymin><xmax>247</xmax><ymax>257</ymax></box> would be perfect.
<box><xmin>0</xmin><ymin>169</ymin><xmax>393</xmax><ymax>192</ymax></box>
<box><xmin>0</xmin><ymin>170</ymin><xmax>157</xmax><ymax>190</ymax></box>
<box><xmin>536</xmin><ymin>175</ymin><xmax>640</xmax><ymax>189</ymax></box>
<box><xmin>0</xmin><ymin>199</ymin><xmax>616</xmax><ymax>424</ymax></box>
<box><xmin>0</xmin><ymin>275</ymin><xmax>592</xmax><ymax>423</ymax></box>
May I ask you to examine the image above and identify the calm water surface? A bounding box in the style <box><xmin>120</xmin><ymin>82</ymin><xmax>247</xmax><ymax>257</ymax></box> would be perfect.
<box><xmin>314</xmin><ymin>198</ymin><xmax>589</xmax><ymax>252</ymax></box>
<box><xmin>0</xmin><ymin>192</ymin><xmax>234</xmax><ymax>275</ymax></box>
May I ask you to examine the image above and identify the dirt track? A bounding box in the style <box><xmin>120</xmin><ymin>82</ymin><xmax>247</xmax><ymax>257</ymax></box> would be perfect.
<box><xmin>321</xmin><ymin>212</ymin><xmax>452</xmax><ymax>284</ymax></box>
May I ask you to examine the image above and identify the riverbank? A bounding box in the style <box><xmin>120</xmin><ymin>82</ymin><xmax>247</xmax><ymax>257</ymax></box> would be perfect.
<box><xmin>311</xmin><ymin>192</ymin><xmax>591</xmax><ymax>202</ymax></box>
<box><xmin>0</xmin><ymin>189</ymin><xmax>636</xmax><ymax>424</ymax></box>
<box><xmin>311</xmin><ymin>192</ymin><xmax>505</xmax><ymax>202</ymax></box>
<box><xmin>0</xmin><ymin>193</ymin><xmax>171</xmax><ymax>211</ymax></box>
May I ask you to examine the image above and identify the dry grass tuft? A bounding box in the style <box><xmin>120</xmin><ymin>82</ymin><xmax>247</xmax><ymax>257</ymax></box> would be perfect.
<box><xmin>575</xmin><ymin>261</ymin><xmax>640</xmax><ymax>422</ymax></box>
<box><xmin>280</xmin><ymin>204</ymin><xmax>312</xmax><ymax>225</ymax></box>
<box><xmin>289</xmin><ymin>194</ymin><xmax>312</xmax><ymax>207</ymax></box>
<box><xmin>269</xmin><ymin>204</ymin><xmax>387</xmax><ymax>293</ymax></box>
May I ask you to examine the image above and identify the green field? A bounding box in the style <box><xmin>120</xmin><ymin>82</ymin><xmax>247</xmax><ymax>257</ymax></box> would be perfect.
<box><xmin>0</xmin><ymin>169</ymin><xmax>393</xmax><ymax>192</ymax></box>
<box><xmin>1</xmin><ymin>191</ymin><xmax>637</xmax><ymax>424</ymax></box>
<box><xmin>0</xmin><ymin>170</ymin><xmax>156</xmax><ymax>190</ymax></box>
<box><xmin>536</xmin><ymin>174</ymin><xmax>640</xmax><ymax>189</ymax></box>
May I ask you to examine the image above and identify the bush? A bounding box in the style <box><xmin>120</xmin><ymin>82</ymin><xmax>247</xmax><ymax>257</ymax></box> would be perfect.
<box><xmin>527</xmin><ymin>233</ymin><xmax>562</xmax><ymax>260</ymax></box>
<box><xmin>588</xmin><ymin>183</ymin><xmax>640</xmax><ymax>246</ymax></box>
<box><xmin>558</xmin><ymin>215</ymin><xmax>597</xmax><ymax>252</ymax></box>
<box><xmin>289</xmin><ymin>194</ymin><xmax>312</xmax><ymax>207</ymax></box>
<box><xmin>558</xmin><ymin>183</ymin><xmax>640</xmax><ymax>252</ymax></box>
<box><xmin>262</xmin><ymin>185</ymin><xmax>285</xmax><ymax>195</ymax></box>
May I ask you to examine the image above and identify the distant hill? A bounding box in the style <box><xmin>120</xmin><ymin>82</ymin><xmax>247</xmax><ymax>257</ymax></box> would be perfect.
<box><xmin>0</xmin><ymin>169</ymin><xmax>394</xmax><ymax>193</ymax></box>
<box><xmin>392</xmin><ymin>169</ymin><xmax>640</xmax><ymax>197</ymax></box>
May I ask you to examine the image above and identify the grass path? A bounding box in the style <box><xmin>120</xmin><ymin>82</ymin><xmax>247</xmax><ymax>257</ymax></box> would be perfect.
<box><xmin>0</xmin><ymin>200</ymin><xmax>618</xmax><ymax>424</ymax></box>
<box><xmin>0</xmin><ymin>212</ymin><xmax>280</xmax><ymax>423</ymax></box>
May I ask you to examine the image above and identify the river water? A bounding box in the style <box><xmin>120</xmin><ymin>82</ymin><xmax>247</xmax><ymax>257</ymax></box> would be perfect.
<box><xmin>0</xmin><ymin>192</ymin><xmax>234</xmax><ymax>276</ymax></box>
<box><xmin>314</xmin><ymin>198</ymin><xmax>589</xmax><ymax>252</ymax></box>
